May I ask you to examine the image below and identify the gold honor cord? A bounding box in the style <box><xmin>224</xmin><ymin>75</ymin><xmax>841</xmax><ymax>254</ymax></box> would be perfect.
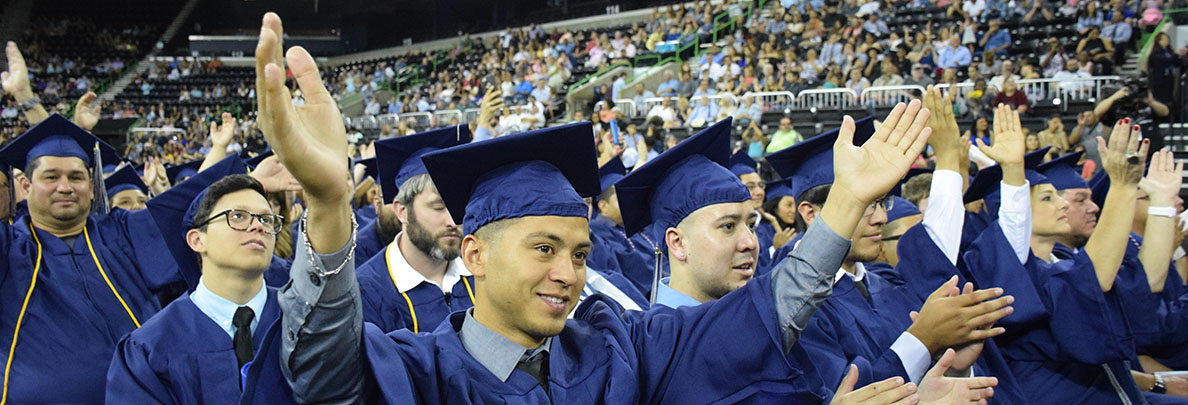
<box><xmin>1</xmin><ymin>224</ymin><xmax>142</xmax><ymax>404</ymax></box>
<box><xmin>2</xmin><ymin>223</ymin><xmax>44</xmax><ymax>404</ymax></box>
<box><xmin>384</xmin><ymin>245</ymin><xmax>476</xmax><ymax>334</ymax></box>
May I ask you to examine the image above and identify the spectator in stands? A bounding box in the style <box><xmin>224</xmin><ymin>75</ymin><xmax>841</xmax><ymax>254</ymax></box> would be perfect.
<box><xmin>1148</xmin><ymin>32</ymin><xmax>1180</xmax><ymax>105</ymax></box>
<box><xmin>1040</xmin><ymin>38</ymin><xmax>1068</xmax><ymax>77</ymax></box>
<box><xmin>800</xmin><ymin>48</ymin><xmax>825</xmax><ymax>80</ymax></box>
<box><xmin>978</xmin><ymin>18</ymin><xmax>1011</xmax><ymax>57</ymax></box>
<box><xmin>646</xmin><ymin>95</ymin><xmax>678</xmax><ymax>127</ymax></box>
<box><xmin>532</xmin><ymin>79</ymin><xmax>553</xmax><ymax>109</ymax></box>
<box><xmin>988</xmin><ymin>59</ymin><xmax>1018</xmax><ymax>90</ymax></box>
<box><xmin>677</xmin><ymin>70</ymin><xmax>698</xmax><ymax>97</ymax></box>
<box><xmin>845</xmin><ymin>68</ymin><xmax>871</xmax><ymax>94</ymax></box>
<box><xmin>364</xmin><ymin>97</ymin><xmax>381</xmax><ymax>116</ymax></box>
<box><xmin>414</xmin><ymin>95</ymin><xmax>432</xmax><ymax>112</ymax></box>
<box><xmin>611</xmin><ymin>74</ymin><xmax>626</xmax><ymax>101</ymax></box>
<box><xmin>387</xmin><ymin>96</ymin><xmax>401</xmax><ymax>114</ymax></box>
<box><xmin>734</xmin><ymin>96</ymin><xmax>762</xmax><ymax>128</ymax></box>
<box><xmin>938</xmin><ymin>34</ymin><xmax>972</xmax><ymax>69</ymax></box>
<box><xmin>904</xmin><ymin>63</ymin><xmax>935</xmax><ymax>87</ymax></box>
<box><xmin>1078</xmin><ymin>2</ymin><xmax>1105</xmax><ymax>34</ymax></box>
<box><xmin>863</xmin><ymin>14</ymin><xmax>889</xmax><ymax>36</ymax></box>
<box><xmin>1036</xmin><ymin>115</ymin><xmax>1071</xmax><ymax>155</ymax></box>
<box><xmin>992</xmin><ymin>77</ymin><xmax>1030</xmax><ymax>114</ymax></box>
<box><xmin>966</xmin><ymin>78</ymin><xmax>996</xmax><ymax>118</ymax></box>
<box><xmin>692</xmin><ymin>78</ymin><xmax>715</xmax><ymax>98</ymax></box>
<box><xmin>765</xmin><ymin>117</ymin><xmax>802</xmax><ymax>153</ymax></box>
<box><xmin>1053</xmin><ymin>59</ymin><xmax>1093</xmax><ymax>94</ymax></box>
<box><xmin>656</xmin><ymin>71</ymin><xmax>678</xmax><ymax>97</ymax></box>
<box><xmin>686</xmin><ymin>95</ymin><xmax>718</xmax><ymax>128</ymax></box>
<box><xmin>1069</xmin><ymin>110</ymin><xmax>1106</xmax><ymax>170</ymax></box>
<box><xmin>1078</xmin><ymin>26</ymin><xmax>1114</xmax><ymax>74</ymax></box>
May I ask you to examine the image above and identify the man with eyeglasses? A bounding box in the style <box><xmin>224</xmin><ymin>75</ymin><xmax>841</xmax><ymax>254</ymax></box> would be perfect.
<box><xmin>765</xmin><ymin>106</ymin><xmax>1016</xmax><ymax>401</ymax></box>
<box><xmin>107</xmin><ymin>173</ymin><xmax>288</xmax><ymax>402</ymax></box>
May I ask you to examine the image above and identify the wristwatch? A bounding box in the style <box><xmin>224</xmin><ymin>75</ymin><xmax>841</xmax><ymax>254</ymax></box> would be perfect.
<box><xmin>18</xmin><ymin>96</ymin><xmax>40</xmax><ymax>112</ymax></box>
<box><xmin>1153</xmin><ymin>374</ymin><xmax>1168</xmax><ymax>394</ymax></box>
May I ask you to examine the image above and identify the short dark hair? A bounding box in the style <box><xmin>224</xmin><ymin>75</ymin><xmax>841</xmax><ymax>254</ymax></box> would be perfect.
<box><xmin>25</xmin><ymin>156</ymin><xmax>92</xmax><ymax>178</ymax></box>
<box><xmin>793</xmin><ymin>184</ymin><xmax>831</xmax><ymax>233</ymax></box>
<box><xmin>191</xmin><ymin>174</ymin><xmax>268</xmax><ymax>231</ymax></box>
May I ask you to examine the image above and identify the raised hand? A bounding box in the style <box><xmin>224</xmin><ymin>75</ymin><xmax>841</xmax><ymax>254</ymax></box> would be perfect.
<box><xmin>830</xmin><ymin>365</ymin><xmax>919</xmax><ymax>405</ymax></box>
<box><xmin>73</xmin><ymin>92</ymin><xmax>101</xmax><ymax>131</ymax></box>
<box><xmin>918</xmin><ymin>349</ymin><xmax>998</xmax><ymax>404</ymax></box>
<box><xmin>922</xmin><ymin>87</ymin><xmax>960</xmax><ymax>151</ymax></box>
<box><xmin>209</xmin><ymin>112</ymin><xmax>236</xmax><ymax>147</ymax></box>
<box><xmin>249</xmin><ymin>155</ymin><xmax>302</xmax><ymax>193</ymax></box>
<box><xmin>906</xmin><ymin>276</ymin><xmax>1013</xmax><ymax>353</ymax></box>
<box><xmin>1097</xmin><ymin>118</ymin><xmax>1147</xmax><ymax>187</ymax></box>
<box><xmin>975</xmin><ymin>104</ymin><xmax>1025</xmax><ymax>166</ymax></box>
<box><xmin>821</xmin><ymin>100</ymin><xmax>931</xmax><ymax>238</ymax></box>
<box><xmin>256</xmin><ymin>12</ymin><xmax>352</xmax><ymax>252</ymax></box>
<box><xmin>2</xmin><ymin>42</ymin><xmax>32</xmax><ymax>99</ymax></box>
<box><xmin>1140</xmin><ymin>148</ymin><xmax>1183</xmax><ymax>206</ymax></box>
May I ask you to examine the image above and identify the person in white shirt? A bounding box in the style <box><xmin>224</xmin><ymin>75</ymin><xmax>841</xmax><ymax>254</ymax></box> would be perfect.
<box><xmin>1052</xmin><ymin>59</ymin><xmax>1093</xmax><ymax>94</ymax></box>
<box><xmin>646</xmin><ymin>95</ymin><xmax>678</xmax><ymax>124</ymax></box>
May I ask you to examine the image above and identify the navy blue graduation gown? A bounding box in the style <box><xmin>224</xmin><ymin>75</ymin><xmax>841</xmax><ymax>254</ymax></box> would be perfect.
<box><xmin>355</xmin><ymin>247</ymin><xmax>476</xmax><ymax>334</ymax></box>
<box><xmin>755</xmin><ymin>220</ymin><xmax>776</xmax><ymax>274</ymax></box>
<box><xmin>587</xmin><ymin>215</ymin><xmax>625</xmax><ymax>273</ymax></box>
<box><xmin>893</xmin><ymin>223</ymin><xmax>1029</xmax><ymax>404</ymax></box>
<box><xmin>964</xmin><ymin>221</ymin><xmax>1145</xmax><ymax>404</ymax></box>
<box><xmin>800</xmin><ymin>272</ymin><xmax>921</xmax><ymax>400</ymax></box>
<box><xmin>0</xmin><ymin>210</ymin><xmax>180</xmax><ymax>403</ymax></box>
<box><xmin>243</xmin><ymin>274</ymin><xmax>831</xmax><ymax>404</ymax></box>
<box><xmin>106</xmin><ymin>288</ymin><xmax>281</xmax><ymax>404</ymax></box>
<box><xmin>355</xmin><ymin>205</ymin><xmax>377</xmax><ymax>225</ymax></box>
<box><xmin>583</xmin><ymin>267</ymin><xmax>650</xmax><ymax>310</ymax></box>
<box><xmin>588</xmin><ymin>216</ymin><xmax>657</xmax><ymax>296</ymax></box>
<box><xmin>354</xmin><ymin>219</ymin><xmax>387</xmax><ymax>264</ymax></box>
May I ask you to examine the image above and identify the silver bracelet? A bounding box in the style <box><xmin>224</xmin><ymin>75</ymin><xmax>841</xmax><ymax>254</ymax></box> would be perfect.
<box><xmin>300</xmin><ymin>210</ymin><xmax>358</xmax><ymax>277</ymax></box>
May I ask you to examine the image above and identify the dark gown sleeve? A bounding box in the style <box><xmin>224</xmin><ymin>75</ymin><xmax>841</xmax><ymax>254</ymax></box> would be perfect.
<box><xmin>105</xmin><ymin>335</ymin><xmax>176</xmax><ymax>404</ymax></box>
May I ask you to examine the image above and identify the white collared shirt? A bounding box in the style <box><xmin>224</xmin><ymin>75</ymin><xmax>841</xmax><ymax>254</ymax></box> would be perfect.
<box><xmin>386</xmin><ymin>233</ymin><xmax>472</xmax><ymax>294</ymax></box>
<box><xmin>835</xmin><ymin>263</ymin><xmax>931</xmax><ymax>385</ymax></box>
<box><xmin>190</xmin><ymin>276</ymin><xmax>267</xmax><ymax>339</ymax></box>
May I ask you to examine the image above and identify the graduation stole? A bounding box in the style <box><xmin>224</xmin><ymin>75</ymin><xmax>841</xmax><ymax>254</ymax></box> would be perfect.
<box><xmin>384</xmin><ymin>247</ymin><xmax>475</xmax><ymax>333</ymax></box>
<box><xmin>2</xmin><ymin>222</ymin><xmax>141</xmax><ymax>403</ymax></box>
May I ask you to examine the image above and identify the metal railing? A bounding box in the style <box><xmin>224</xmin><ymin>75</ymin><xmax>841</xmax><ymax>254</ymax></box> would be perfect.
<box><xmin>739</xmin><ymin>91</ymin><xmax>795</xmax><ymax>112</ymax></box>
<box><xmin>614</xmin><ymin>99</ymin><xmax>638</xmax><ymax>118</ymax></box>
<box><xmin>433</xmin><ymin>109</ymin><xmax>463</xmax><ymax>126</ymax></box>
<box><xmin>639</xmin><ymin>93</ymin><xmax>739</xmax><ymax>118</ymax></box>
<box><xmin>794</xmin><ymin>89</ymin><xmax>858</xmax><ymax>109</ymax></box>
<box><xmin>860</xmin><ymin>85</ymin><xmax>927</xmax><ymax>105</ymax></box>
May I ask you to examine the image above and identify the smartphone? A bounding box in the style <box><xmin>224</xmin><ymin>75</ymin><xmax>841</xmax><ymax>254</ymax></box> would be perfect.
<box><xmin>609</xmin><ymin>120</ymin><xmax>620</xmax><ymax>146</ymax></box>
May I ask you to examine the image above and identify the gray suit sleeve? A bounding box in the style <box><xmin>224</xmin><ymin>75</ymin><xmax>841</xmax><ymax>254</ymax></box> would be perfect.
<box><xmin>771</xmin><ymin>218</ymin><xmax>852</xmax><ymax>350</ymax></box>
<box><xmin>279</xmin><ymin>220</ymin><xmax>364</xmax><ymax>404</ymax></box>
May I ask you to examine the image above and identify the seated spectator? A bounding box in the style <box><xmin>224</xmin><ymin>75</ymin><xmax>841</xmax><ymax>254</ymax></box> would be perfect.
<box><xmin>734</xmin><ymin>96</ymin><xmax>762</xmax><ymax>127</ymax></box>
<box><xmin>646</xmin><ymin>95</ymin><xmax>678</xmax><ymax>126</ymax></box>
<box><xmin>938</xmin><ymin>35</ymin><xmax>972</xmax><ymax>69</ymax></box>
<box><xmin>991</xmin><ymin>77</ymin><xmax>1030</xmax><ymax>114</ymax></box>
<box><xmin>1052</xmin><ymin>59</ymin><xmax>1093</xmax><ymax>94</ymax></box>
<box><xmin>872</xmin><ymin>63</ymin><xmax>905</xmax><ymax>87</ymax></box>
<box><xmin>692</xmin><ymin>78</ymin><xmax>716</xmax><ymax>98</ymax></box>
<box><xmin>988</xmin><ymin>59</ymin><xmax>1019</xmax><ymax>90</ymax></box>
<box><xmin>513</xmin><ymin>75</ymin><xmax>533</xmax><ymax>103</ymax></box>
<box><xmin>1040</xmin><ymin>38</ymin><xmax>1069</xmax><ymax>77</ymax></box>
<box><xmin>531</xmin><ymin>79</ymin><xmax>553</xmax><ymax>108</ymax></box>
<box><xmin>765</xmin><ymin>117</ymin><xmax>803</xmax><ymax>153</ymax></box>
<box><xmin>364</xmin><ymin>97</ymin><xmax>381</xmax><ymax>116</ymax></box>
<box><xmin>862</xmin><ymin>13</ymin><xmax>888</xmax><ymax>36</ymax></box>
<box><xmin>717</xmin><ymin>95</ymin><xmax>737</xmax><ymax>122</ymax></box>
<box><xmin>677</xmin><ymin>70</ymin><xmax>698</xmax><ymax>97</ymax></box>
<box><xmin>686</xmin><ymin>95</ymin><xmax>719</xmax><ymax>127</ymax></box>
<box><xmin>1077</xmin><ymin>2</ymin><xmax>1105</xmax><ymax>34</ymax></box>
<box><xmin>611</xmin><ymin>73</ymin><xmax>626</xmax><ymax>101</ymax></box>
<box><xmin>631</xmin><ymin>83</ymin><xmax>654</xmax><ymax>114</ymax></box>
<box><xmin>1078</xmin><ymin>26</ymin><xmax>1114</xmax><ymax>74</ymax></box>
<box><xmin>904</xmin><ymin>63</ymin><xmax>935</xmax><ymax>87</ymax></box>
<box><xmin>656</xmin><ymin>71</ymin><xmax>679</xmax><ymax>96</ymax></box>
<box><xmin>1036</xmin><ymin>114</ymin><xmax>1071</xmax><ymax>155</ymax></box>
<box><xmin>966</xmin><ymin>78</ymin><xmax>996</xmax><ymax>118</ymax></box>
<box><xmin>978</xmin><ymin>50</ymin><xmax>1003</xmax><ymax>78</ymax></box>
<box><xmin>978</xmin><ymin>18</ymin><xmax>1011</xmax><ymax>57</ymax></box>
<box><xmin>845</xmin><ymin>68</ymin><xmax>871</xmax><ymax>94</ymax></box>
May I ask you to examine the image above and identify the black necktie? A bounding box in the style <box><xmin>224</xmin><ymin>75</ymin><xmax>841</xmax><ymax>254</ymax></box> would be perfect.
<box><xmin>516</xmin><ymin>350</ymin><xmax>551</xmax><ymax>395</ymax></box>
<box><xmin>854</xmin><ymin>278</ymin><xmax>872</xmax><ymax>304</ymax></box>
<box><xmin>232</xmin><ymin>306</ymin><xmax>255</xmax><ymax>369</ymax></box>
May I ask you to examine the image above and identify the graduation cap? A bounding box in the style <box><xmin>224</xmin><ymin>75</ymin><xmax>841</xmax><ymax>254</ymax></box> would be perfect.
<box><xmin>598</xmin><ymin>155</ymin><xmax>628</xmax><ymax>194</ymax></box>
<box><xmin>766</xmin><ymin>116</ymin><xmax>877</xmax><ymax>201</ymax></box>
<box><xmin>728</xmin><ymin>149</ymin><xmax>758</xmax><ymax>176</ymax></box>
<box><xmin>962</xmin><ymin>165</ymin><xmax>1051</xmax><ymax>204</ymax></box>
<box><xmin>765</xmin><ymin>178</ymin><xmax>794</xmax><ymax>203</ymax></box>
<box><xmin>1025</xmin><ymin>146</ymin><xmax>1051</xmax><ymax>169</ymax></box>
<box><xmin>355</xmin><ymin>157</ymin><xmax>378</xmax><ymax>184</ymax></box>
<box><xmin>1037</xmin><ymin>151</ymin><xmax>1088</xmax><ymax>191</ymax></box>
<box><xmin>615</xmin><ymin>118</ymin><xmax>751</xmax><ymax>237</ymax></box>
<box><xmin>0</xmin><ymin>114</ymin><xmax>122</xmax><ymax>215</ymax></box>
<box><xmin>245</xmin><ymin>148</ymin><xmax>273</xmax><ymax>169</ymax></box>
<box><xmin>103</xmin><ymin>165</ymin><xmax>148</xmax><ymax>198</ymax></box>
<box><xmin>886</xmin><ymin>196</ymin><xmax>922</xmax><ymax>223</ymax></box>
<box><xmin>166</xmin><ymin>160</ymin><xmax>203</xmax><ymax>184</ymax></box>
<box><xmin>1088</xmin><ymin>169</ymin><xmax>1110</xmax><ymax>209</ymax></box>
<box><xmin>420</xmin><ymin>122</ymin><xmax>597</xmax><ymax>236</ymax></box>
<box><xmin>374</xmin><ymin>124</ymin><xmax>472</xmax><ymax>204</ymax></box>
<box><xmin>0</xmin><ymin>114</ymin><xmax>120</xmax><ymax>171</ymax></box>
<box><xmin>890</xmin><ymin>167</ymin><xmax>934</xmax><ymax>197</ymax></box>
<box><xmin>146</xmin><ymin>155</ymin><xmax>250</xmax><ymax>289</ymax></box>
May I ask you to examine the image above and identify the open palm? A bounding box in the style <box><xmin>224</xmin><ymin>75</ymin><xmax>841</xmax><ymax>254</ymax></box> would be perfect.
<box><xmin>1</xmin><ymin>41</ymin><xmax>30</xmax><ymax>97</ymax></box>
<box><xmin>919</xmin><ymin>349</ymin><xmax>998</xmax><ymax>404</ymax></box>
<box><xmin>255</xmin><ymin>12</ymin><xmax>349</xmax><ymax>201</ymax></box>
<box><xmin>209</xmin><ymin>112</ymin><xmax>237</xmax><ymax>146</ymax></box>
<box><xmin>73</xmin><ymin>92</ymin><xmax>101</xmax><ymax>131</ymax></box>
<box><xmin>975</xmin><ymin>104</ymin><xmax>1025</xmax><ymax>166</ymax></box>
<box><xmin>1140</xmin><ymin>148</ymin><xmax>1182</xmax><ymax>203</ymax></box>
<box><xmin>833</xmin><ymin>100</ymin><xmax>932</xmax><ymax>204</ymax></box>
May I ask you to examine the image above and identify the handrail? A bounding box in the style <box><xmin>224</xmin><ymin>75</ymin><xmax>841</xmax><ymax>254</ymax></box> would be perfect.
<box><xmin>860</xmin><ymin>85</ymin><xmax>927</xmax><ymax>104</ymax></box>
<box><xmin>794</xmin><ymin>88</ymin><xmax>859</xmax><ymax>109</ymax></box>
<box><xmin>567</xmin><ymin>61</ymin><xmax>632</xmax><ymax>94</ymax></box>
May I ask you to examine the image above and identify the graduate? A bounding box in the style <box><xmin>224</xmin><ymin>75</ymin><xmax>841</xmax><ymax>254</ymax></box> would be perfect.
<box><xmin>962</xmin><ymin>115</ymin><xmax>1159</xmax><ymax>403</ymax></box>
<box><xmin>866</xmin><ymin>196</ymin><xmax>922</xmax><ymax>282</ymax></box>
<box><xmin>728</xmin><ymin>150</ymin><xmax>777</xmax><ymax>274</ymax></box>
<box><xmin>237</xmin><ymin>27</ymin><xmax>991</xmax><ymax>400</ymax></box>
<box><xmin>167</xmin><ymin>159</ymin><xmax>203</xmax><ymax>185</ymax></box>
<box><xmin>355</xmin><ymin>124</ymin><xmax>475</xmax><ymax>333</ymax></box>
<box><xmin>106</xmin><ymin>173</ymin><xmax>285</xmax><ymax>404</ymax></box>
<box><xmin>105</xmin><ymin>164</ymin><xmax>150</xmax><ymax>211</ymax></box>
<box><xmin>587</xmin><ymin>155</ymin><xmax>657</xmax><ymax>296</ymax></box>
<box><xmin>766</xmin><ymin>104</ymin><xmax>1014</xmax><ymax>400</ymax></box>
<box><xmin>0</xmin><ymin>114</ymin><xmax>230</xmax><ymax>403</ymax></box>
<box><xmin>352</xmin><ymin>156</ymin><xmax>400</xmax><ymax>262</ymax></box>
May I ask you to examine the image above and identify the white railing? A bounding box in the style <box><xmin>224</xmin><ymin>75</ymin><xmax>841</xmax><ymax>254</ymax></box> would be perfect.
<box><xmin>1016</xmin><ymin>76</ymin><xmax>1121</xmax><ymax>109</ymax></box>
<box><xmin>613</xmin><ymin>99</ymin><xmax>638</xmax><ymax>118</ymax></box>
<box><xmin>463</xmin><ymin>108</ymin><xmax>481</xmax><ymax>124</ymax></box>
<box><xmin>640</xmin><ymin>93</ymin><xmax>738</xmax><ymax>118</ymax></box>
<box><xmin>739</xmin><ymin>91</ymin><xmax>795</xmax><ymax>112</ymax></box>
<box><xmin>400</xmin><ymin>112</ymin><xmax>433</xmax><ymax>128</ymax></box>
<box><xmin>794</xmin><ymin>89</ymin><xmax>858</xmax><ymax>109</ymax></box>
<box><xmin>433</xmin><ymin>109</ymin><xmax>463</xmax><ymax>126</ymax></box>
<box><xmin>861</xmin><ymin>85</ymin><xmax>927</xmax><ymax>105</ymax></box>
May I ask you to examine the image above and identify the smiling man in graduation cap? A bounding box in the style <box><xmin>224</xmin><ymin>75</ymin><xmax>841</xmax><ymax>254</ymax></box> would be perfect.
<box><xmin>0</xmin><ymin>114</ymin><xmax>231</xmax><ymax>402</ymax></box>
<box><xmin>354</xmin><ymin>124</ymin><xmax>475</xmax><ymax>334</ymax></box>
<box><xmin>249</xmin><ymin>73</ymin><xmax>1004</xmax><ymax>403</ymax></box>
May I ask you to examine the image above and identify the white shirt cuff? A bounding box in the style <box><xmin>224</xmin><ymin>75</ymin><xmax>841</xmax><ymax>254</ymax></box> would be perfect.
<box><xmin>998</xmin><ymin>180</ymin><xmax>1032</xmax><ymax>264</ymax></box>
<box><xmin>892</xmin><ymin>332</ymin><xmax>932</xmax><ymax>384</ymax></box>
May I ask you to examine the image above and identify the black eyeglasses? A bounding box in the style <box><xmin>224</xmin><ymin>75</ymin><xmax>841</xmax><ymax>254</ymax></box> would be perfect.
<box><xmin>193</xmin><ymin>209</ymin><xmax>285</xmax><ymax>234</ymax></box>
<box><xmin>863</xmin><ymin>196</ymin><xmax>894</xmax><ymax>218</ymax></box>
